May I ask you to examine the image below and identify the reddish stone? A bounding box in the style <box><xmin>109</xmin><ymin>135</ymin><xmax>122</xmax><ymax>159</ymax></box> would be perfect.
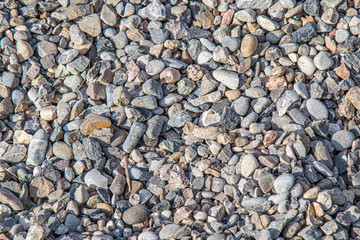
<box><xmin>221</xmin><ymin>9</ymin><xmax>235</xmax><ymax>25</ymax></box>
<box><xmin>265</xmin><ymin>76</ymin><xmax>287</xmax><ymax>90</ymax></box>
<box><xmin>263</xmin><ymin>130</ymin><xmax>278</xmax><ymax>147</ymax></box>
<box><xmin>338</xmin><ymin>101</ymin><xmax>355</xmax><ymax>119</ymax></box>
<box><xmin>334</xmin><ymin>63</ymin><xmax>350</xmax><ymax>79</ymax></box>
<box><xmin>126</xmin><ymin>60</ymin><xmax>140</xmax><ymax>82</ymax></box>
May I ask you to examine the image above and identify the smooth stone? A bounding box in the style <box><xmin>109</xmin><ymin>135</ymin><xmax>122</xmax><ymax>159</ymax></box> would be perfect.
<box><xmin>146</xmin><ymin>60</ymin><xmax>165</xmax><ymax>76</ymax></box>
<box><xmin>331</xmin><ymin>130</ymin><xmax>355</xmax><ymax>151</ymax></box>
<box><xmin>297</xmin><ymin>56</ymin><xmax>316</xmax><ymax>75</ymax></box>
<box><xmin>26</xmin><ymin>129</ymin><xmax>48</xmax><ymax>166</ymax></box>
<box><xmin>314</xmin><ymin>52</ymin><xmax>333</xmax><ymax>70</ymax></box>
<box><xmin>122</xmin><ymin>204</ymin><xmax>148</xmax><ymax>225</ymax></box>
<box><xmin>212</xmin><ymin>69</ymin><xmax>239</xmax><ymax>90</ymax></box>
<box><xmin>84</xmin><ymin>169</ymin><xmax>108</xmax><ymax>190</ymax></box>
<box><xmin>274</xmin><ymin>174</ymin><xmax>295</xmax><ymax>194</ymax></box>
<box><xmin>306</xmin><ymin>99</ymin><xmax>328</xmax><ymax>120</ymax></box>
<box><xmin>122</xmin><ymin>122</ymin><xmax>146</xmax><ymax>153</ymax></box>
<box><xmin>159</xmin><ymin>224</ymin><xmax>181</xmax><ymax>239</ymax></box>
<box><xmin>241</xmin><ymin>34</ymin><xmax>258</xmax><ymax>58</ymax></box>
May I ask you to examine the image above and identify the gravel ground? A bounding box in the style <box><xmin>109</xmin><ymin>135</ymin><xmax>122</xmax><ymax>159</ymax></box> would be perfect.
<box><xmin>0</xmin><ymin>0</ymin><xmax>360</xmax><ymax>239</ymax></box>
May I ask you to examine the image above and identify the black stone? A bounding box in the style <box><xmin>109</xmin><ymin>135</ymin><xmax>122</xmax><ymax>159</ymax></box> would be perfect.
<box><xmin>220</xmin><ymin>106</ymin><xmax>240</xmax><ymax>130</ymax></box>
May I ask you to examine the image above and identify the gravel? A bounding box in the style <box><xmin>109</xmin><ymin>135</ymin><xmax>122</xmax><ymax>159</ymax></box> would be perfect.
<box><xmin>0</xmin><ymin>0</ymin><xmax>360</xmax><ymax>239</ymax></box>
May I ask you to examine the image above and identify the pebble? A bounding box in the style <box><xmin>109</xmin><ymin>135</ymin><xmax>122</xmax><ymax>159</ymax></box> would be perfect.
<box><xmin>26</xmin><ymin>129</ymin><xmax>48</xmax><ymax>166</ymax></box>
<box><xmin>306</xmin><ymin>98</ymin><xmax>328</xmax><ymax>120</ymax></box>
<box><xmin>331</xmin><ymin>130</ymin><xmax>355</xmax><ymax>151</ymax></box>
<box><xmin>146</xmin><ymin>60</ymin><xmax>165</xmax><ymax>76</ymax></box>
<box><xmin>122</xmin><ymin>122</ymin><xmax>146</xmax><ymax>153</ymax></box>
<box><xmin>297</xmin><ymin>56</ymin><xmax>316</xmax><ymax>75</ymax></box>
<box><xmin>84</xmin><ymin>169</ymin><xmax>108</xmax><ymax>190</ymax></box>
<box><xmin>241</xmin><ymin>34</ymin><xmax>258</xmax><ymax>58</ymax></box>
<box><xmin>212</xmin><ymin>69</ymin><xmax>239</xmax><ymax>90</ymax></box>
<box><xmin>122</xmin><ymin>204</ymin><xmax>148</xmax><ymax>225</ymax></box>
<box><xmin>314</xmin><ymin>52</ymin><xmax>333</xmax><ymax>70</ymax></box>
<box><xmin>274</xmin><ymin>174</ymin><xmax>295</xmax><ymax>194</ymax></box>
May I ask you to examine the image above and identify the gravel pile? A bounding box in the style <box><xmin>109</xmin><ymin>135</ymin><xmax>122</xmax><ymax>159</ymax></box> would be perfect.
<box><xmin>1</xmin><ymin>0</ymin><xmax>360</xmax><ymax>239</ymax></box>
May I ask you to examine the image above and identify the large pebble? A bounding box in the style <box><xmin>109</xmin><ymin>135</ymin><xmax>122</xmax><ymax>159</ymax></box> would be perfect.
<box><xmin>26</xmin><ymin>129</ymin><xmax>48</xmax><ymax>166</ymax></box>
<box><xmin>212</xmin><ymin>69</ymin><xmax>239</xmax><ymax>89</ymax></box>
<box><xmin>122</xmin><ymin>204</ymin><xmax>148</xmax><ymax>225</ymax></box>
<box><xmin>314</xmin><ymin>52</ymin><xmax>333</xmax><ymax>70</ymax></box>
<box><xmin>297</xmin><ymin>56</ymin><xmax>316</xmax><ymax>75</ymax></box>
<box><xmin>241</xmin><ymin>34</ymin><xmax>258</xmax><ymax>58</ymax></box>
<box><xmin>306</xmin><ymin>99</ymin><xmax>328</xmax><ymax>120</ymax></box>
<box><xmin>331</xmin><ymin>130</ymin><xmax>355</xmax><ymax>151</ymax></box>
<box><xmin>274</xmin><ymin>174</ymin><xmax>295</xmax><ymax>194</ymax></box>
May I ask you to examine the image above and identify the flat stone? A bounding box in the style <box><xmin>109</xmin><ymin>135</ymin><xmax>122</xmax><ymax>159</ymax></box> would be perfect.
<box><xmin>122</xmin><ymin>204</ymin><xmax>148</xmax><ymax>225</ymax></box>
<box><xmin>80</xmin><ymin>114</ymin><xmax>111</xmax><ymax>136</ymax></box>
<box><xmin>274</xmin><ymin>174</ymin><xmax>295</xmax><ymax>194</ymax></box>
<box><xmin>212</xmin><ymin>69</ymin><xmax>239</xmax><ymax>89</ymax></box>
<box><xmin>0</xmin><ymin>188</ymin><xmax>23</xmax><ymax>211</ymax></box>
<box><xmin>331</xmin><ymin>130</ymin><xmax>355</xmax><ymax>151</ymax></box>
<box><xmin>84</xmin><ymin>169</ymin><xmax>108</xmax><ymax>190</ymax></box>
<box><xmin>306</xmin><ymin>99</ymin><xmax>328</xmax><ymax>120</ymax></box>
<box><xmin>29</xmin><ymin>177</ymin><xmax>55</xmax><ymax>198</ymax></box>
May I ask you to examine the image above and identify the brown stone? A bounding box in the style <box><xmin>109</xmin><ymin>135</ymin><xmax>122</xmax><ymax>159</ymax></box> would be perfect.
<box><xmin>174</xmin><ymin>206</ymin><xmax>193</xmax><ymax>224</ymax></box>
<box><xmin>86</xmin><ymin>83</ymin><xmax>106</xmax><ymax>101</ymax></box>
<box><xmin>197</xmin><ymin>11</ymin><xmax>214</xmax><ymax>29</ymax></box>
<box><xmin>338</xmin><ymin>101</ymin><xmax>355</xmax><ymax>119</ymax></box>
<box><xmin>204</xmin><ymin>168</ymin><xmax>221</xmax><ymax>177</ymax></box>
<box><xmin>0</xmin><ymin>86</ymin><xmax>10</xmax><ymax>98</ymax></box>
<box><xmin>0</xmin><ymin>187</ymin><xmax>24</xmax><ymax>211</ymax></box>
<box><xmin>187</xmin><ymin>65</ymin><xmax>204</xmax><ymax>81</ymax></box>
<box><xmin>258</xmin><ymin>155</ymin><xmax>279</xmax><ymax>168</ymax></box>
<box><xmin>235</xmin><ymin>137</ymin><xmax>249</xmax><ymax>147</ymax></box>
<box><xmin>284</xmin><ymin>67</ymin><xmax>295</xmax><ymax>82</ymax></box>
<box><xmin>221</xmin><ymin>9</ymin><xmax>235</xmax><ymax>25</ymax></box>
<box><xmin>80</xmin><ymin>113</ymin><xmax>112</xmax><ymax>136</ymax></box>
<box><xmin>335</xmin><ymin>63</ymin><xmax>350</xmax><ymax>79</ymax></box>
<box><xmin>354</xmin><ymin>0</ymin><xmax>360</xmax><ymax>8</ymax></box>
<box><xmin>346</xmin><ymin>86</ymin><xmax>360</xmax><ymax>109</ymax></box>
<box><xmin>225</xmin><ymin>90</ymin><xmax>241</xmax><ymax>101</ymax></box>
<box><xmin>272</xmin><ymin>66</ymin><xmax>285</xmax><ymax>77</ymax></box>
<box><xmin>29</xmin><ymin>177</ymin><xmax>55</xmax><ymax>198</ymax></box>
<box><xmin>160</xmin><ymin>67</ymin><xmax>181</xmax><ymax>84</ymax></box>
<box><xmin>238</xmin><ymin>58</ymin><xmax>251</xmax><ymax>74</ymax></box>
<box><xmin>13</xmin><ymin>130</ymin><xmax>33</xmax><ymax>145</ymax></box>
<box><xmin>217</xmin><ymin>133</ymin><xmax>235</xmax><ymax>145</ymax></box>
<box><xmin>0</xmin><ymin>98</ymin><xmax>14</xmax><ymax>117</ymax></box>
<box><xmin>97</xmin><ymin>203</ymin><xmax>114</xmax><ymax>216</ymax></box>
<box><xmin>265</xmin><ymin>76</ymin><xmax>287</xmax><ymax>90</ymax></box>
<box><xmin>183</xmin><ymin>122</ymin><xmax>197</xmax><ymax>135</ymax></box>
<box><xmin>241</xmin><ymin>34</ymin><xmax>258</xmax><ymax>58</ymax></box>
<box><xmin>192</xmin><ymin>126</ymin><xmax>221</xmax><ymax>140</ymax></box>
